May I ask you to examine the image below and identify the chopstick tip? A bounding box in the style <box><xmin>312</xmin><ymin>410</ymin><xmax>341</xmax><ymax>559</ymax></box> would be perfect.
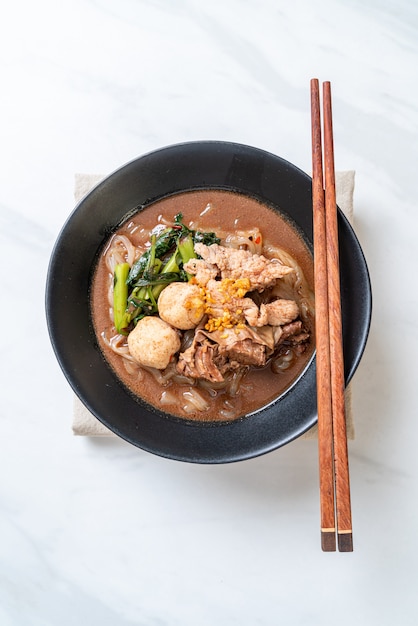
<box><xmin>321</xmin><ymin>530</ymin><xmax>336</xmax><ymax>552</ymax></box>
<box><xmin>338</xmin><ymin>532</ymin><xmax>353</xmax><ymax>552</ymax></box>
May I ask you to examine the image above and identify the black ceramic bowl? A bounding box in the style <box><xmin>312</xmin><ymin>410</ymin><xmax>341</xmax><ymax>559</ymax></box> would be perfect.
<box><xmin>46</xmin><ymin>141</ymin><xmax>371</xmax><ymax>463</ymax></box>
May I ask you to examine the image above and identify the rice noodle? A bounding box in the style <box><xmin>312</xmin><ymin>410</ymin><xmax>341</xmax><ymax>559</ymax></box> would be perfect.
<box><xmin>140</xmin><ymin>365</ymin><xmax>168</xmax><ymax>385</ymax></box>
<box><xmin>171</xmin><ymin>373</ymin><xmax>197</xmax><ymax>386</ymax></box>
<box><xmin>271</xmin><ymin>350</ymin><xmax>295</xmax><ymax>373</ymax></box>
<box><xmin>123</xmin><ymin>359</ymin><xmax>144</xmax><ymax>377</ymax></box>
<box><xmin>198</xmin><ymin>378</ymin><xmax>230</xmax><ymax>391</ymax></box>
<box><xmin>159</xmin><ymin>390</ymin><xmax>177</xmax><ymax>406</ymax></box>
<box><xmin>105</xmin><ymin>234</ymin><xmax>137</xmax><ymax>272</ymax></box>
<box><xmin>146</xmin><ymin>362</ymin><xmax>196</xmax><ymax>387</ymax></box>
<box><xmin>197</xmin><ymin>378</ymin><xmax>227</xmax><ymax>396</ymax></box>
<box><xmin>101</xmin><ymin>332</ymin><xmax>135</xmax><ymax>361</ymax></box>
<box><xmin>264</xmin><ymin>243</ymin><xmax>315</xmax><ymax>321</ymax></box>
<box><xmin>223</xmin><ymin>228</ymin><xmax>262</xmax><ymax>255</ymax></box>
<box><xmin>182</xmin><ymin>389</ymin><xmax>210</xmax><ymax>413</ymax></box>
<box><xmin>219</xmin><ymin>399</ymin><xmax>238</xmax><ymax>420</ymax></box>
<box><xmin>227</xmin><ymin>368</ymin><xmax>249</xmax><ymax>397</ymax></box>
<box><xmin>107</xmin><ymin>280</ymin><xmax>114</xmax><ymax>310</ymax></box>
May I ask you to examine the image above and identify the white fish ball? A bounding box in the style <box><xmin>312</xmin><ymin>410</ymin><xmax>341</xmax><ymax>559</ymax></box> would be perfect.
<box><xmin>127</xmin><ymin>316</ymin><xmax>181</xmax><ymax>370</ymax></box>
<box><xmin>158</xmin><ymin>282</ymin><xmax>205</xmax><ymax>330</ymax></box>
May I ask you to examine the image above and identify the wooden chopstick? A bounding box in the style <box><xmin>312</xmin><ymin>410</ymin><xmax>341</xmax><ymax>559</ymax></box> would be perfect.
<box><xmin>322</xmin><ymin>82</ymin><xmax>353</xmax><ymax>552</ymax></box>
<box><xmin>310</xmin><ymin>79</ymin><xmax>353</xmax><ymax>552</ymax></box>
<box><xmin>310</xmin><ymin>79</ymin><xmax>336</xmax><ymax>551</ymax></box>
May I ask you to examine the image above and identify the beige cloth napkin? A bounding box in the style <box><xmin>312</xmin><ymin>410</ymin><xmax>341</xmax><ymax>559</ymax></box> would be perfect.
<box><xmin>72</xmin><ymin>170</ymin><xmax>355</xmax><ymax>439</ymax></box>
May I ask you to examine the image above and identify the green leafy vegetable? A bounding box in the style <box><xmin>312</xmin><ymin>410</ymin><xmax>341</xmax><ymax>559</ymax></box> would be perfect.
<box><xmin>126</xmin><ymin>214</ymin><xmax>219</xmax><ymax>287</ymax></box>
<box><xmin>193</xmin><ymin>230</ymin><xmax>221</xmax><ymax>246</ymax></box>
<box><xmin>134</xmin><ymin>271</ymin><xmax>180</xmax><ymax>288</ymax></box>
<box><xmin>114</xmin><ymin>214</ymin><xmax>219</xmax><ymax>330</ymax></box>
<box><xmin>178</xmin><ymin>233</ymin><xmax>196</xmax><ymax>280</ymax></box>
<box><xmin>113</xmin><ymin>263</ymin><xmax>130</xmax><ymax>334</ymax></box>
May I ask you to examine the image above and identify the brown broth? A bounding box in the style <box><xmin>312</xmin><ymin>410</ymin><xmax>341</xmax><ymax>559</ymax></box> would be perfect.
<box><xmin>91</xmin><ymin>189</ymin><xmax>314</xmax><ymax>421</ymax></box>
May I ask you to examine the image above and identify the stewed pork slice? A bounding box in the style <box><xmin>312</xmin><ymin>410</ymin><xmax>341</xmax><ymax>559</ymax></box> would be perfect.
<box><xmin>186</xmin><ymin>243</ymin><xmax>294</xmax><ymax>292</ymax></box>
<box><xmin>213</xmin><ymin>325</ymin><xmax>275</xmax><ymax>368</ymax></box>
<box><xmin>260</xmin><ymin>299</ymin><xmax>300</xmax><ymax>326</ymax></box>
<box><xmin>275</xmin><ymin>320</ymin><xmax>311</xmax><ymax>354</ymax></box>
<box><xmin>176</xmin><ymin>325</ymin><xmax>276</xmax><ymax>382</ymax></box>
<box><xmin>177</xmin><ymin>337</ymin><xmax>226</xmax><ymax>383</ymax></box>
<box><xmin>203</xmin><ymin>280</ymin><xmax>300</xmax><ymax>329</ymax></box>
<box><xmin>280</xmin><ymin>320</ymin><xmax>310</xmax><ymax>344</ymax></box>
<box><xmin>182</xmin><ymin>257</ymin><xmax>218</xmax><ymax>286</ymax></box>
<box><xmin>204</xmin><ymin>278</ymin><xmax>268</xmax><ymax>329</ymax></box>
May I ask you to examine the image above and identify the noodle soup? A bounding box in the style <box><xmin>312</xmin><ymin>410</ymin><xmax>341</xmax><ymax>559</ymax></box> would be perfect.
<box><xmin>91</xmin><ymin>189</ymin><xmax>315</xmax><ymax>421</ymax></box>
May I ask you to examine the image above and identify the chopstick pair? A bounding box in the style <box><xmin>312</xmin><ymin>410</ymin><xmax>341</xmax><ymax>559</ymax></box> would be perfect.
<box><xmin>310</xmin><ymin>79</ymin><xmax>353</xmax><ymax>552</ymax></box>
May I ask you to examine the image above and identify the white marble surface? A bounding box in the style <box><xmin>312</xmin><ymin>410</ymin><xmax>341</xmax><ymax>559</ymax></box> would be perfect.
<box><xmin>1</xmin><ymin>0</ymin><xmax>417</xmax><ymax>624</ymax></box>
